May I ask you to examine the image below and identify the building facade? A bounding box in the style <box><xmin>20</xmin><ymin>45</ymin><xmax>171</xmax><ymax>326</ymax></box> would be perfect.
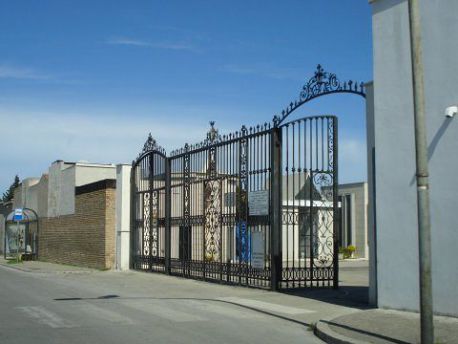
<box><xmin>11</xmin><ymin>160</ymin><xmax>117</xmax><ymax>269</ymax></box>
<box><xmin>369</xmin><ymin>0</ymin><xmax>458</xmax><ymax>316</ymax></box>
<box><xmin>339</xmin><ymin>182</ymin><xmax>369</xmax><ymax>259</ymax></box>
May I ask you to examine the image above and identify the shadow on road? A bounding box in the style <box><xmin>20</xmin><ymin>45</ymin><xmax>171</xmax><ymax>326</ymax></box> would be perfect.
<box><xmin>321</xmin><ymin>320</ymin><xmax>410</xmax><ymax>344</ymax></box>
<box><xmin>282</xmin><ymin>286</ymin><xmax>371</xmax><ymax>310</ymax></box>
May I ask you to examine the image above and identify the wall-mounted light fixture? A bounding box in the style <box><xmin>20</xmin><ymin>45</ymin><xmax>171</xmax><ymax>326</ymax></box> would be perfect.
<box><xmin>445</xmin><ymin>105</ymin><xmax>458</xmax><ymax>118</ymax></box>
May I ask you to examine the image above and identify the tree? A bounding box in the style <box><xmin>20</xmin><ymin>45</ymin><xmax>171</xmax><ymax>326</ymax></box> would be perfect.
<box><xmin>2</xmin><ymin>175</ymin><xmax>20</xmax><ymax>202</ymax></box>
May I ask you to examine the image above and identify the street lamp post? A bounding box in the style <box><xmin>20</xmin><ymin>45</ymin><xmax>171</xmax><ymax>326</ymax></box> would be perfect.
<box><xmin>407</xmin><ymin>0</ymin><xmax>434</xmax><ymax>343</ymax></box>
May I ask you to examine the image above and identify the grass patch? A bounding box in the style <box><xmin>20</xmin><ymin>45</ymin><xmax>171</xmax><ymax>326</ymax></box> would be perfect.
<box><xmin>307</xmin><ymin>321</ymin><xmax>317</xmax><ymax>332</ymax></box>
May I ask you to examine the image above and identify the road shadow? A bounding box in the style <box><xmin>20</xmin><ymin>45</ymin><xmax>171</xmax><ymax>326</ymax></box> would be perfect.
<box><xmin>281</xmin><ymin>285</ymin><xmax>371</xmax><ymax>310</ymax></box>
<box><xmin>322</xmin><ymin>320</ymin><xmax>410</xmax><ymax>344</ymax></box>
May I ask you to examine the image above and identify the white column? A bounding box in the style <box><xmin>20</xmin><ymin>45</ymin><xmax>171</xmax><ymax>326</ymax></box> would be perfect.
<box><xmin>115</xmin><ymin>164</ymin><xmax>132</xmax><ymax>271</ymax></box>
<box><xmin>365</xmin><ymin>82</ymin><xmax>377</xmax><ymax>306</ymax></box>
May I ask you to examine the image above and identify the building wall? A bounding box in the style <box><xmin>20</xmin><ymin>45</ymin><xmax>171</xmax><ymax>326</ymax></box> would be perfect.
<box><xmin>0</xmin><ymin>214</ymin><xmax>4</xmax><ymax>255</ymax></box>
<box><xmin>371</xmin><ymin>0</ymin><xmax>458</xmax><ymax>316</ymax></box>
<box><xmin>339</xmin><ymin>182</ymin><xmax>368</xmax><ymax>258</ymax></box>
<box><xmin>47</xmin><ymin>161</ymin><xmax>75</xmax><ymax>217</ymax></box>
<box><xmin>39</xmin><ymin>180</ymin><xmax>116</xmax><ymax>269</ymax></box>
<box><xmin>60</xmin><ymin>166</ymin><xmax>76</xmax><ymax>216</ymax></box>
<box><xmin>47</xmin><ymin>161</ymin><xmax>116</xmax><ymax>217</ymax></box>
<box><xmin>12</xmin><ymin>177</ymin><xmax>48</xmax><ymax>218</ymax></box>
<box><xmin>22</xmin><ymin>176</ymin><xmax>48</xmax><ymax>217</ymax></box>
<box><xmin>75</xmin><ymin>164</ymin><xmax>116</xmax><ymax>187</ymax></box>
<box><xmin>365</xmin><ymin>82</ymin><xmax>377</xmax><ymax>305</ymax></box>
<box><xmin>35</xmin><ymin>175</ymin><xmax>49</xmax><ymax>218</ymax></box>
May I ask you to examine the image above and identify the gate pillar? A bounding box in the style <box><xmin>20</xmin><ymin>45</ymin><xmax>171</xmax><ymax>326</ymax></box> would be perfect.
<box><xmin>270</xmin><ymin>127</ymin><xmax>283</xmax><ymax>291</ymax></box>
<box><xmin>165</xmin><ymin>158</ymin><xmax>172</xmax><ymax>275</ymax></box>
<box><xmin>129</xmin><ymin>161</ymin><xmax>135</xmax><ymax>270</ymax></box>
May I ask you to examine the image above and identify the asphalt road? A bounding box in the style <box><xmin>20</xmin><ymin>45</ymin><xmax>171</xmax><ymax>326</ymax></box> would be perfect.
<box><xmin>0</xmin><ymin>264</ymin><xmax>328</xmax><ymax>344</ymax></box>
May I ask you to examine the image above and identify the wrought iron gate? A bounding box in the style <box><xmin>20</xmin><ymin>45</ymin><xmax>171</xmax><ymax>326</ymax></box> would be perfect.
<box><xmin>131</xmin><ymin>65</ymin><xmax>366</xmax><ymax>290</ymax></box>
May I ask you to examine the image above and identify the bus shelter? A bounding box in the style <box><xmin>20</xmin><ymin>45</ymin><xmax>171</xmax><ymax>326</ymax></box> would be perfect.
<box><xmin>4</xmin><ymin>208</ymin><xmax>39</xmax><ymax>260</ymax></box>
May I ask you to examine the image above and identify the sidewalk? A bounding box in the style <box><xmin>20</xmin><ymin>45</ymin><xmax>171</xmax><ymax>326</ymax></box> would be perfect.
<box><xmin>0</xmin><ymin>257</ymin><xmax>95</xmax><ymax>274</ymax></box>
<box><xmin>315</xmin><ymin>308</ymin><xmax>458</xmax><ymax>344</ymax></box>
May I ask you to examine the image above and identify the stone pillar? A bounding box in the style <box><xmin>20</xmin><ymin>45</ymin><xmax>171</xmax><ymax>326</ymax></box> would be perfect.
<box><xmin>116</xmin><ymin>164</ymin><xmax>132</xmax><ymax>271</ymax></box>
<box><xmin>365</xmin><ymin>82</ymin><xmax>377</xmax><ymax>306</ymax></box>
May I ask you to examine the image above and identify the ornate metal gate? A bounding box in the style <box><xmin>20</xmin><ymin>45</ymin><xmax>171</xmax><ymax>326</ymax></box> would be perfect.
<box><xmin>132</xmin><ymin>140</ymin><xmax>167</xmax><ymax>272</ymax></box>
<box><xmin>131</xmin><ymin>65</ymin><xmax>365</xmax><ymax>290</ymax></box>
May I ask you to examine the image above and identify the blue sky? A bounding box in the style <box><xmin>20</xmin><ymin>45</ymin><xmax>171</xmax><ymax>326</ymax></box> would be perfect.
<box><xmin>0</xmin><ymin>1</ymin><xmax>372</xmax><ymax>192</ymax></box>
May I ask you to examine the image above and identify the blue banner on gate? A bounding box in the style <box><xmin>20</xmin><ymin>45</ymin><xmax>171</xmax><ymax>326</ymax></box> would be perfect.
<box><xmin>236</xmin><ymin>221</ymin><xmax>251</xmax><ymax>262</ymax></box>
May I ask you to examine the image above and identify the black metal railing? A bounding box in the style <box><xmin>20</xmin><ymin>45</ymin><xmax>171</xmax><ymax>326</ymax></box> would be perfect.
<box><xmin>131</xmin><ymin>116</ymin><xmax>338</xmax><ymax>290</ymax></box>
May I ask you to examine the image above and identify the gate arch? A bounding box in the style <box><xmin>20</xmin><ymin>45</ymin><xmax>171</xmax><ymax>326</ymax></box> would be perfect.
<box><xmin>273</xmin><ymin>64</ymin><xmax>366</xmax><ymax>127</ymax></box>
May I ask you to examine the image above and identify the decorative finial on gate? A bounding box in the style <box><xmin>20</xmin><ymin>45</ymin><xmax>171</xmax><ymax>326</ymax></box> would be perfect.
<box><xmin>138</xmin><ymin>133</ymin><xmax>166</xmax><ymax>157</ymax></box>
<box><xmin>142</xmin><ymin>133</ymin><xmax>157</xmax><ymax>153</ymax></box>
<box><xmin>314</xmin><ymin>64</ymin><xmax>325</xmax><ymax>85</ymax></box>
<box><xmin>207</xmin><ymin>121</ymin><xmax>220</xmax><ymax>144</ymax></box>
<box><xmin>272</xmin><ymin>64</ymin><xmax>367</xmax><ymax>127</ymax></box>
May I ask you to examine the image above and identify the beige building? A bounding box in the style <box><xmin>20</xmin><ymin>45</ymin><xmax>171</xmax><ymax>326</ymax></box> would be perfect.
<box><xmin>339</xmin><ymin>182</ymin><xmax>369</xmax><ymax>259</ymax></box>
<box><xmin>11</xmin><ymin>160</ymin><xmax>117</xmax><ymax>269</ymax></box>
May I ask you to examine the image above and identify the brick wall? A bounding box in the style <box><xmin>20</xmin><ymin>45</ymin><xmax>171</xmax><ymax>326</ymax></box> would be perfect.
<box><xmin>38</xmin><ymin>180</ymin><xmax>116</xmax><ymax>269</ymax></box>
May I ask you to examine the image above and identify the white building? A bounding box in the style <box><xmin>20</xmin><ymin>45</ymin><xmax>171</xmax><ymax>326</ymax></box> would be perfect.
<box><xmin>368</xmin><ymin>0</ymin><xmax>458</xmax><ymax>316</ymax></box>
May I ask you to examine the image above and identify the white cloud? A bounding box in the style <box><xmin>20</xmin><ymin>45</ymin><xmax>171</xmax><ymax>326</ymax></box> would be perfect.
<box><xmin>107</xmin><ymin>37</ymin><xmax>200</xmax><ymax>52</ymax></box>
<box><xmin>0</xmin><ymin>109</ymin><xmax>207</xmax><ymax>191</ymax></box>
<box><xmin>0</xmin><ymin>64</ymin><xmax>52</xmax><ymax>80</ymax></box>
<box><xmin>106</xmin><ymin>38</ymin><xmax>151</xmax><ymax>47</ymax></box>
<box><xmin>0</xmin><ymin>109</ymin><xmax>368</xmax><ymax>191</ymax></box>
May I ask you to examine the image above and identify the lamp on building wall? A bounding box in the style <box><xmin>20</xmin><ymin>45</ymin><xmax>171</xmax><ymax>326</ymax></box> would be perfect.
<box><xmin>445</xmin><ymin>105</ymin><xmax>457</xmax><ymax>118</ymax></box>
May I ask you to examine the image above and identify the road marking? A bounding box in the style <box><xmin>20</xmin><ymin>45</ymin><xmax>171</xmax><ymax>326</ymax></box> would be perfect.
<box><xmin>70</xmin><ymin>302</ymin><xmax>134</xmax><ymax>325</ymax></box>
<box><xmin>121</xmin><ymin>300</ymin><xmax>208</xmax><ymax>323</ymax></box>
<box><xmin>17</xmin><ymin>306</ymin><xmax>76</xmax><ymax>328</ymax></box>
<box><xmin>218</xmin><ymin>297</ymin><xmax>315</xmax><ymax>315</ymax></box>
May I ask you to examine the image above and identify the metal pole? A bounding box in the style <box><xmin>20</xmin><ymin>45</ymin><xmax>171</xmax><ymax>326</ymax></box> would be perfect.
<box><xmin>16</xmin><ymin>220</ymin><xmax>20</xmax><ymax>263</ymax></box>
<box><xmin>164</xmin><ymin>158</ymin><xmax>171</xmax><ymax>275</ymax></box>
<box><xmin>332</xmin><ymin>116</ymin><xmax>339</xmax><ymax>289</ymax></box>
<box><xmin>270</xmin><ymin>127</ymin><xmax>282</xmax><ymax>291</ymax></box>
<box><xmin>130</xmin><ymin>162</ymin><xmax>136</xmax><ymax>270</ymax></box>
<box><xmin>407</xmin><ymin>1</ymin><xmax>434</xmax><ymax>343</ymax></box>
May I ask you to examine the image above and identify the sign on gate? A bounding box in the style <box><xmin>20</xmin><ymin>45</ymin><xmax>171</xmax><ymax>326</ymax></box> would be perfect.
<box><xmin>236</xmin><ymin>221</ymin><xmax>250</xmax><ymax>262</ymax></box>
<box><xmin>251</xmin><ymin>231</ymin><xmax>265</xmax><ymax>269</ymax></box>
<box><xmin>248</xmin><ymin>190</ymin><xmax>269</xmax><ymax>216</ymax></box>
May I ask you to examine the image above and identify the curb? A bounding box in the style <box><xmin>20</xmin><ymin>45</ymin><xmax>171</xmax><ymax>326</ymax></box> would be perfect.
<box><xmin>0</xmin><ymin>262</ymin><xmax>32</xmax><ymax>272</ymax></box>
<box><xmin>314</xmin><ymin>320</ymin><xmax>367</xmax><ymax>344</ymax></box>
<box><xmin>0</xmin><ymin>261</ymin><xmax>94</xmax><ymax>274</ymax></box>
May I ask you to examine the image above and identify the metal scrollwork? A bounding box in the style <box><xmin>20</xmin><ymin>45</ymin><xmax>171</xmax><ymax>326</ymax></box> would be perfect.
<box><xmin>274</xmin><ymin>64</ymin><xmax>366</xmax><ymax>127</ymax></box>
<box><xmin>151</xmin><ymin>190</ymin><xmax>158</xmax><ymax>256</ymax></box>
<box><xmin>204</xmin><ymin>180</ymin><xmax>221</xmax><ymax>261</ymax></box>
<box><xmin>311</xmin><ymin>172</ymin><xmax>334</xmax><ymax>268</ymax></box>
<box><xmin>206</xmin><ymin>121</ymin><xmax>221</xmax><ymax>144</ymax></box>
<box><xmin>143</xmin><ymin>192</ymin><xmax>151</xmax><ymax>256</ymax></box>
<box><xmin>137</xmin><ymin>133</ymin><xmax>166</xmax><ymax>160</ymax></box>
<box><xmin>183</xmin><ymin>152</ymin><xmax>190</xmax><ymax>227</ymax></box>
<box><xmin>300</xmin><ymin>65</ymin><xmax>340</xmax><ymax>100</ymax></box>
<box><xmin>328</xmin><ymin>118</ymin><xmax>335</xmax><ymax>171</ymax></box>
<box><xmin>208</xmin><ymin>146</ymin><xmax>217</xmax><ymax>178</ymax></box>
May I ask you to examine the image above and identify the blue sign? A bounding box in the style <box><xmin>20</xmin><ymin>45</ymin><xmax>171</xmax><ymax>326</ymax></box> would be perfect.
<box><xmin>236</xmin><ymin>221</ymin><xmax>251</xmax><ymax>262</ymax></box>
<box><xmin>13</xmin><ymin>208</ymin><xmax>23</xmax><ymax>221</ymax></box>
